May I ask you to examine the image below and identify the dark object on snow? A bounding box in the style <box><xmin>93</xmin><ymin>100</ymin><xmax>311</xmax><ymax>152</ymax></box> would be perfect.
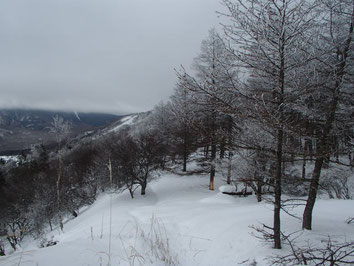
<box><xmin>45</xmin><ymin>240</ymin><xmax>58</xmax><ymax>247</ymax></box>
<box><xmin>72</xmin><ymin>211</ymin><xmax>78</xmax><ymax>217</ymax></box>
<box><xmin>222</xmin><ymin>190</ymin><xmax>253</xmax><ymax>197</ymax></box>
<box><xmin>40</xmin><ymin>239</ymin><xmax>58</xmax><ymax>248</ymax></box>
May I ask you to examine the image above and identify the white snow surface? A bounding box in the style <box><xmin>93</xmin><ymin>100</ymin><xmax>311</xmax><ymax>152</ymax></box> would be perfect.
<box><xmin>110</xmin><ymin>115</ymin><xmax>137</xmax><ymax>132</ymax></box>
<box><xmin>1</xmin><ymin>173</ymin><xmax>353</xmax><ymax>266</ymax></box>
<box><xmin>218</xmin><ymin>184</ymin><xmax>237</xmax><ymax>193</ymax></box>
<box><xmin>0</xmin><ymin>155</ymin><xmax>18</xmax><ymax>162</ymax></box>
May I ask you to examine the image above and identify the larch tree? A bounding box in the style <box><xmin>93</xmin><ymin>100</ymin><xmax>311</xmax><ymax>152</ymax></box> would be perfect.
<box><xmin>170</xmin><ymin>81</ymin><xmax>200</xmax><ymax>172</ymax></box>
<box><xmin>221</xmin><ymin>0</ymin><xmax>318</xmax><ymax>248</ymax></box>
<box><xmin>302</xmin><ymin>0</ymin><xmax>354</xmax><ymax>230</ymax></box>
<box><xmin>177</xmin><ymin>28</ymin><xmax>237</xmax><ymax>190</ymax></box>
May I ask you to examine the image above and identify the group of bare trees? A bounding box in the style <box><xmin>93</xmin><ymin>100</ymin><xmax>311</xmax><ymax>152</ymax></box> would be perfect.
<box><xmin>103</xmin><ymin>128</ymin><xmax>167</xmax><ymax>198</ymax></box>
<box><xmin>0</xmin><ymin>112</ymin><xmax>169</xmax><ymax>254</ymax></box>
<box><xmin>0</xmin><ymin>119</ymin><xmax>106</xmax><ymax>253</ymax></box>
<box><xmin>150</xmin><ymin>0</ymin><xmax>354</xmax><ymax>251</ymax></box>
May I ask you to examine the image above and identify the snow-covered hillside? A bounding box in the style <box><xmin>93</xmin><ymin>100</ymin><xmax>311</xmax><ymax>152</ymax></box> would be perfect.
<box><xmin>1</xmin><ymin>166</ymin><xmax>353</xmax><ymax>266</ymax></box>
<box><xmin>109</xmin><ymin>115</ymin><xmax>138</xmax><ymax>132</ymax></box>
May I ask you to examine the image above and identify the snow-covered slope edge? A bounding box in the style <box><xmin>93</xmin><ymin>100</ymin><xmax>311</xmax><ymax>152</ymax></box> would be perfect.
<box><xmin>1</xmin><ymin>172</ymin><xmax>353</xmax><ymax>266</ymax></box>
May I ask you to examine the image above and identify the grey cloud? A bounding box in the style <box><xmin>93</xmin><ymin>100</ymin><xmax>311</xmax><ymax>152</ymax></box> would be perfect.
<box><xmin>0</xmin><ymin>0</ymin><xmax>222</xmax><ymax>114</ymax></box>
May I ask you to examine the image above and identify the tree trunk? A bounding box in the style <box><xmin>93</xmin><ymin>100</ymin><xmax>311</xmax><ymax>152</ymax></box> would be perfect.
<box><xmin>303</xmin><ymin>144</ymin><xmax>324</xmax><ymax>229</ymax></box>
<box><xmin>210</xmin><ymin>143</ymin><xmax>216</xmax><ymax>191</ymax></box>
<box><xmin>227</xmin><ymin>116</ymin><xmax>233</xmax><ymax>185</ymax></box>
<box><xmin>204</xmin><ymin>145</ymin><xmax>209</xmax><ymax>159</ymax></box>
<box><xmin>209</xmin><ymin>108</ymin><xmax>217</xmax><ymax>191</ymax></box>
<box><xmin>210</xmin><ymin>161</ymin><xmax>215</xmax><ymax>191</ymax></box>
<box><xmin>349</xmin><ymin>151</ymin><xmax>352</xmax><ymax>166</ymax></box>
<box><xmin>56</xmin><ymin>150</ymin><xmax>63</xmax><ymax>231</ymax></box>
<box><xmin>256</xmin><ymin>180</ymin><xmax>262</xmax><ymax>202</ymax></box>
<box><xmin>48</xmin><ymin>218</ymin><xmax>53</xmax><ymax>231</ymax></box>
<box><xmin>274</xmin><ymin>128</ymin><xmax>283</xmax><ymax>249</ymax></box>
<box><xmin>7</xmin><ymin>237</ymin><xmax>16</xmax><ymax>251</ymax></box>
<box><xmin>129</xmin><ymin>188</ymin><xmax>134</xmax><ymax>199</ymax></box>
<box><xmin>0</xmin><ymin>245</ymin><xmax>5</xmax><ymax>256</ymax></box>
<box><xmin>183</xmin><ymin>139</ymin><xmax>187</xmax><ymax>172</ymax></box>
<box><xmin>183</xmin><ymin>154</ymin><xmax>187</xmax><ymax>172</ymax></box>
<box><xmin>220</xmin><ymin>138</ymin><xmax>225</xmax><ymax>159</ymax></box>
<box><xmin>182</xmin><ymin>131</ymin><xmax>188</xmax><ymax>172</ymax></box>
<box><xmin>227</xmin><ymin>155</ymin><xmax>232</xmax><ymax>185</ymax></box>
<box><xmin>141</xmin><ymin>181</ymin><xmax>147</xmax><ymax>195</ymax></box>
<box><xmin>302</xmin><ymin>154</ymin><xmax>306</xmax><ymax>180</ymax></box>
<box><xmin>272</xmin><ymin>20</ymin><xmax>286</xmax><ymax>248</ymax></box>
<box><xmin>349</xmin><ymin>151</ymin><xmax>354</xmax><ymax>168</ymax></box>
<box><xmin>308</xmin><ymin>139</ymin><xmax>313</xmax><ymax>161</ymax></box>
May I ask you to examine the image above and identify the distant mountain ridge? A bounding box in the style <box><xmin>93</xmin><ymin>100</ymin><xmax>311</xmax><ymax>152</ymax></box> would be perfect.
<box><xmin>0</xmin><ymin>109</ymin><xmax>124</xmax><ymax>155</ymax></box>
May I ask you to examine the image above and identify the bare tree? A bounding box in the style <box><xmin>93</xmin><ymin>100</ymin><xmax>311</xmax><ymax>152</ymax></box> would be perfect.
<box><xmin>109</xmin><ymin>130</ymin><xmax>166</xmax><ymax>197</ymax></box>
<box><xmin>50</xmin><ymin>115</ymin><xmax>71</xmax><ymax>230</ymax></box>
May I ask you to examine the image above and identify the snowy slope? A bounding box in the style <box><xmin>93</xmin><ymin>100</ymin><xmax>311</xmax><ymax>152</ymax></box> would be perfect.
<box><xmin>1</xmin><ymin>171</ymin><xmax>353</xmax><ymax>265</ymax></box>
<box><xmin>109</xmin><ymin>115</ymin><xmax>137</xmax><ymax>132</ymax></box>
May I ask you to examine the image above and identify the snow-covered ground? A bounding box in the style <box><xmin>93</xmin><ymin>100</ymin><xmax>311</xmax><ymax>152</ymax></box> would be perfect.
<box><xmin>1</xmin><ymin>170</ymin><xmax>353</xmax><ymax>265</ymax></box>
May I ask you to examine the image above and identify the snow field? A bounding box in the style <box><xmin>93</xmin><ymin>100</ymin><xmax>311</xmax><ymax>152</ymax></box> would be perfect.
<box><xmin>0</xmin><ymin>172</ymin><xmax>353</xmax><ymax>265</ymax></box>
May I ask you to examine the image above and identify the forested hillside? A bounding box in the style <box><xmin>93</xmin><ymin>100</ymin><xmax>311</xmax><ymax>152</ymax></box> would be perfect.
<box><xmin>0</xmin><ymin>109</ymin><xmax>121</xmax><ymax>155</ymax></box>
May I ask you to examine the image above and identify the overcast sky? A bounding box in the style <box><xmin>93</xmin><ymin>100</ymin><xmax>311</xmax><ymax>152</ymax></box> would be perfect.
<box><xmin>0</xmin><ymin>0</ymin><xmax>224</xmax><ymax>114</ymax></box>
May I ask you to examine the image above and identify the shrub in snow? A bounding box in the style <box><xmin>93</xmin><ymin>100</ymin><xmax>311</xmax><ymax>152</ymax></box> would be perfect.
<box><xmin>320</xmin><ymin>167</ymin><xmax>353</xmax><ymax>199</ymax></box>
<box><xmin>270</xmin><ymin>237</ymin><xmax>354</xmax><ymax>265</ymax></box>
<box><xmin>119</xmin><ymin>216</ymin><xmax>179</xmax><ymax>265</ymax></box>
